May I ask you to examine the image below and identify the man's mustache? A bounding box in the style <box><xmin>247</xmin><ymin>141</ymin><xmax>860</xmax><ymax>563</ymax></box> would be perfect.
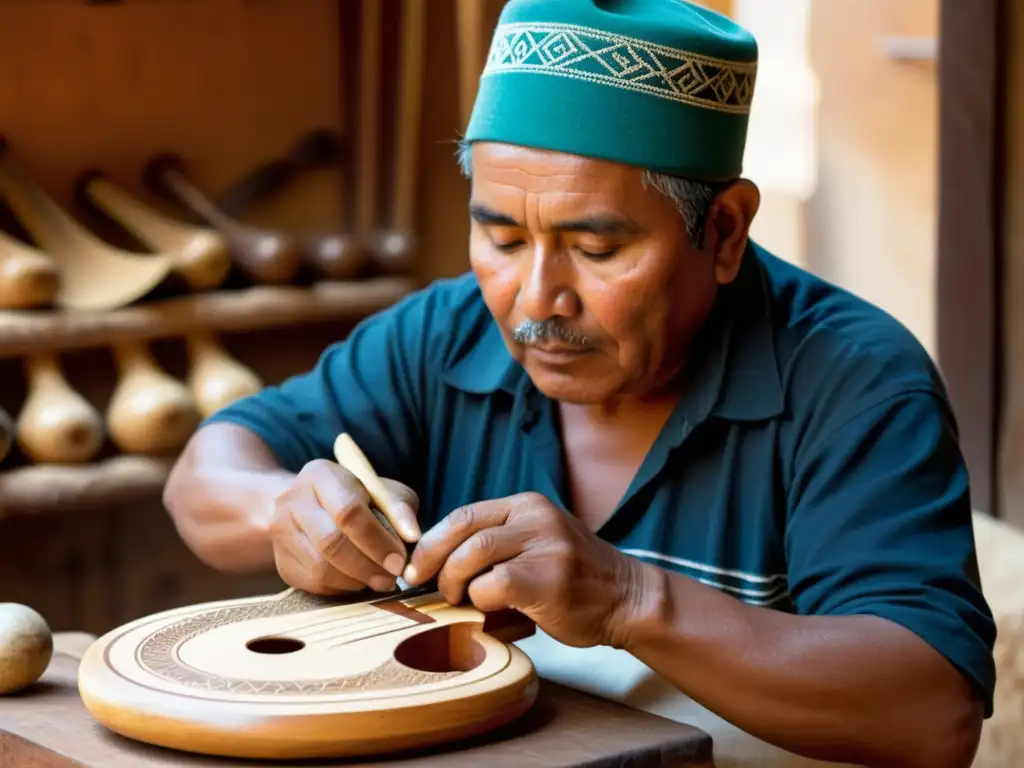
<box><xmin>511</xmin><ymin>319</ymin><xmax>595</xmax><ymax>347</ymax></box>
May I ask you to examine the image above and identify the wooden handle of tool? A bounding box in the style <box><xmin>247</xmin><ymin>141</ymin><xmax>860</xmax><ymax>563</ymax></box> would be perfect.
<box><xmin>216</xmin><ymin>128</ymin><xmax>342</xmax><ymax>217</ymax></box>
<box><xmin>332</xmin><ymin>432</ymin><xmax>394</xmax><ymax>518</ymax></box>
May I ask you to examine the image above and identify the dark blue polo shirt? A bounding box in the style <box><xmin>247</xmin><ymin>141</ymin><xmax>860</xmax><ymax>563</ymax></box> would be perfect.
<box><xmin>206</xmin><ymin>242</ymin><xmax>996</xmax><ymax>715</ymax></box>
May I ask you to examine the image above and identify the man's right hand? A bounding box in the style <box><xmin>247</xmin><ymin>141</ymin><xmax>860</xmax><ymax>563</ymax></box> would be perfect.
<box><xmin>268</xmin><ymin>459</ymin><xmax>420</xmax><ymax>595</ymax></box>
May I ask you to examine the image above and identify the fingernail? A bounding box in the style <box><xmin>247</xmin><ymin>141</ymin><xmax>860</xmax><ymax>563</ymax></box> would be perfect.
<box><xmin>383</xmin><ymin>553</ymin><xmax>405</xmax><ymax>577</ymax></box>
<box><xmin>403</xmin><ymin>565</ymin><xmax>418</xmax><ymax>584</ymax></box>
<box><xmin>371</xmin><ymin>576</ymin><xmax>396</xmax><ymax>592</ymax></box>
<box><xmin>397</xmin><ymin>505</ymin><xmax>421</xmax><ymax>541</ymax></box>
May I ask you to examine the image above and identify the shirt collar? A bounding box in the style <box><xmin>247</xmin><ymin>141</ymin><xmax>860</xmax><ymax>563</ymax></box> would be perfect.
<box><xmin>679</xmin><ymin>242</ymin><xmax>785</xmax><ymax>425</ymax></box>
<box><xmin>441</xmin><ymin>242</ymin><xmax>784</xmax><ymax>423</ymax></box>
<box><xmin>440</xmin><ymin>305</ymin><xmax>522</xmax><ymax>395</ymax></box>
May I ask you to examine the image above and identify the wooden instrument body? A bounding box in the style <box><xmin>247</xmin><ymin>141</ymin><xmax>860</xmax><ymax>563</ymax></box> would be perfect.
<box><xmin>78</xmin><ymin>588</ymin><xmax>539</xmax><ymax>761</ymax></box>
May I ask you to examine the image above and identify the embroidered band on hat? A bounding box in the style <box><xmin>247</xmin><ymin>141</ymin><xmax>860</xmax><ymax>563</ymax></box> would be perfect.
<box><xmin>464</xmin><ymin>0</ymin><xmax>759</xmax><ymax>182</ymax></box>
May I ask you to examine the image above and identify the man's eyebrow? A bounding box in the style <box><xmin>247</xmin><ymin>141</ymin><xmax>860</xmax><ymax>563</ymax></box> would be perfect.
<box><xmin>469</xmin><ymin>204</ymin><xmax>520</xmax><ymax>227</ymax></box>
<box><xmin>469</xmin><ymin>204</ymin><xmax>638</xmax><ymax>236</ymax></box>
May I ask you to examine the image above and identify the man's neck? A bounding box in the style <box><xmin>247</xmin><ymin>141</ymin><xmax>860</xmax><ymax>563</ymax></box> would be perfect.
<box><xmin>559</xmin><ymin>393</ymin><xmax>681</xmax><ymax>427</ymax></box>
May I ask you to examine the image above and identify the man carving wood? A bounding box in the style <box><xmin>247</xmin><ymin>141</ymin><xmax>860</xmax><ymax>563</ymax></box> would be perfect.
<box><xmin>163</xmin><ymin>2</ymin><xmax>996</xmax><ymax>766</ymax></box>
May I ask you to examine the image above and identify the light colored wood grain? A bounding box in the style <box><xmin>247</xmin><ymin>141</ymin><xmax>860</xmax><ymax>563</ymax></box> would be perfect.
<box><xmin>333</xmin><ymin>433</ymin><xmax>397</xmax><ymax>519</ymax></box>
<box><xmin>77</xmin><ymin>588</ymin><xmax>538</xmax><ymax>761</ymax></box>
<box><xmin>0</xmin><ymin>277</ymin><xmax>415</xmax><ymax>360</ymax></box>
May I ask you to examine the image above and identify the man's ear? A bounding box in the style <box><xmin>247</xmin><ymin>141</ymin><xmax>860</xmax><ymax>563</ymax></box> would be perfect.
<box><xmin>707</xmin><ymin>179</ymin><xmax>760</xmax><ymax>285</ymax></box>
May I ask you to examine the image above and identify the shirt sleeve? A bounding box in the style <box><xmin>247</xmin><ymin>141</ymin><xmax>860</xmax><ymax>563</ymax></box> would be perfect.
<box><xmin>201</xmin><ymin>284</ymin><xmax>447</xmax><ymax>481</ymax></box>
<box><xmin>784</xmin><ymin>389</ymin><xmax>997</xmax><ymax>717</ymax></box>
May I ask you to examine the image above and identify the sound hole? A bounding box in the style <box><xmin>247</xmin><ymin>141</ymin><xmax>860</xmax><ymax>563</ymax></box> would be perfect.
<box><xmin>246</xmin><ymin>636</ymin><xmax>305</xmax><ymax>655</ymax></box>
<box><xmin>394</xmin><ymin>622</ymin><xmax>486</xmax><ymax>673</ymax></box>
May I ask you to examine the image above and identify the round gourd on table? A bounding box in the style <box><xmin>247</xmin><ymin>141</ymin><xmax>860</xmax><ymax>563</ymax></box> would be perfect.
<box><xmin>0</xmin><ymin>603</ymin><xmax>53</xmax><ymax>695</ymax></box>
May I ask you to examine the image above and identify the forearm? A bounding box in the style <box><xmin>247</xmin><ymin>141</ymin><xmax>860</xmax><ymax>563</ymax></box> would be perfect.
<box><xmin>163</xmin><ymin>423</ymin><xmax>295</xmax><ymax>573</ymax></box>
<box><xmin>619</xmin><ymin>563</ymin><xmax>983</xmax><ymax>768</ymax></box>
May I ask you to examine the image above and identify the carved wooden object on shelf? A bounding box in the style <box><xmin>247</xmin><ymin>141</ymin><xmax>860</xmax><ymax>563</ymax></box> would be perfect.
<box><xmin>0</xmin><ymin>228</ymin><xmax>59</xmax><ymax>310</ymax></box>
<box><xmin>79</xmin><ymin>173</ymin><xmax>232</xmax><ymax>291</ymax></box>
<box><xmin>0</xmin><ymin>141</ymin><xmax>202</xmax><ymax>311</ymax></box>
<box><xmin>16</xmin><ymin>352</ymin><xmax>106</xmax><ymax>465</ymax></box>
<box><xmin>185</xmin><ymin>331</ymin><xmax>263</xmax><ymax>419</ymax></box>
<box><xmin>0</xmin><ymin>276</ymin><xmax>413</xmax><ymax>517</ymax></box>
<box><xmin>106</xmin><ymin>340</ymin><xmax>201</xmax><ymax>457</ymax></box>
<box><xmin>143</xmin><ymin>153</ymin><xmax>304</xmax><ymax>286</ymax></box>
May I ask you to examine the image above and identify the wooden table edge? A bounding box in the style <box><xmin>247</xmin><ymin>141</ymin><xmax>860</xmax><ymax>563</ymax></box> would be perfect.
<box><xmin>14</xmin><ymin>632</ymin><xmax>715</xmax><ymax>768</ymax></box>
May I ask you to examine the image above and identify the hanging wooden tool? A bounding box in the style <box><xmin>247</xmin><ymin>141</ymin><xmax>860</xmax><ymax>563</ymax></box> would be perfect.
<box><xmin>214</xmin><ymin>131</ymin><xmax>365</xmax><ymax>280</ymax></box>
<box><xmin>0</xmin><ymin>141</ymin><xmax>177</xmax><ymax>311</ymax></box>
<box><xmin>143</xmin><ymin>154</ymin><xmax>302</xmax><ymax>286</ymax></box>
<box><xmin>78</xmin><ymin>173</ymin><xmax>231</xmax><ymax>291</ymax></box>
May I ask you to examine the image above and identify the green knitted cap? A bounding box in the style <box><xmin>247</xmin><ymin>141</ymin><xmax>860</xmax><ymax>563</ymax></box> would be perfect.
<box><xmin>464</xmin><ymin>0</ymin><xmax>758</xmax><ymax>182</ymax></box>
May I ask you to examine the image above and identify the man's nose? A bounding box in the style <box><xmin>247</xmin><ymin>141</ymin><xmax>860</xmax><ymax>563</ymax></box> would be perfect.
<box><xmin>518</xmin><ymin>245</ymin><xmax>579</xmax><ymax>320</ymax></box>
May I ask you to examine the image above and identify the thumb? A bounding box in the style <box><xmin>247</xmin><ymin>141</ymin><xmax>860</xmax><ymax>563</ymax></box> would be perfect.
<box><xmin>381</xmin><ymin>479</ymin><xmax>421</xmax><ymax>543</ymax></box>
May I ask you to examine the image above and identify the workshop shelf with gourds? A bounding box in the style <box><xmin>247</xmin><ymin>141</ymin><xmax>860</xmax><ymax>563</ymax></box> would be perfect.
<box><xmin>0</xmin><ymin>0</ymin><xmax>497</xmax><ymax>634</ymax></box>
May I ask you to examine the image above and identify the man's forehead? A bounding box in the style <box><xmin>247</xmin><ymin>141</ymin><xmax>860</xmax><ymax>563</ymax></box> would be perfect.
<box><xmin>474</xmin><ymin>143</ymin><xmax>639</xmax><ymax>180</ymax></box>
<box><xmin>470</xmin><ymin>142</ymin><xmax>644</xmax><ymax>200</ymax></box>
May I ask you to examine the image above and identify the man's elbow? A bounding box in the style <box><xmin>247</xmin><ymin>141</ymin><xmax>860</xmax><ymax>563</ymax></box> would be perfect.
<box><xmin>160</xmin><ymin>442</ymin><xmax>257</xmax><ymax>573</ymax></box>
<box><xmin>916</xmin><ymin>695</ymin><xmax>983</xmax><ymax>768</ymax></box>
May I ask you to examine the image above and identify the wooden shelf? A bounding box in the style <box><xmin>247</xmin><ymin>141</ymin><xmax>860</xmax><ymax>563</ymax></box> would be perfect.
<box><xmin>0</xmin><ymin>276</ymin><xmax>417</xmax><ymax>360</ymax></box>
<box><xmin>0</xmin><ymin>455</ymin><xmax>173</xmax><ymax>519</ymax></box>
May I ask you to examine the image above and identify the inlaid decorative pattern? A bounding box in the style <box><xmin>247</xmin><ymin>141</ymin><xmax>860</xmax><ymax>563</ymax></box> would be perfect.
<box><xmin>481</xmin><ymin>22</ymin><xmax>757</xmax><ymax>114</ymax></box>
<box><xmin>134</xmin><ymin>590</ymin><xmax>462</xmax><ymax>695</ymax></box>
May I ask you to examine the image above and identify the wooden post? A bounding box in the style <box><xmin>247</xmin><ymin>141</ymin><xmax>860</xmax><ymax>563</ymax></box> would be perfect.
<box><xmin>936</xmin><ymin>0</ymin><xmax>1004</xmax><ymax>515</ymax></box>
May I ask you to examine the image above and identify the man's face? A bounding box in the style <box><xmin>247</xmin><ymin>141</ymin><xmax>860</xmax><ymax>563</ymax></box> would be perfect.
<box><xmin>468</xmin><ymin>142</ymin><xmax>745</xmax><ymax>405</ymax></box>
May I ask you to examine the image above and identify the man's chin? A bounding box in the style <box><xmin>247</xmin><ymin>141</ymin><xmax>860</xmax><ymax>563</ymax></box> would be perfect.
<box><xmin>525</xmin><ymin>369</ymin><xmax>614</xmax><ymax>405</ymax></box>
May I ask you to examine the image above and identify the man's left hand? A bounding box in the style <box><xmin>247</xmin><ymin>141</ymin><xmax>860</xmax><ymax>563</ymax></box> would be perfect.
<box><xmin>402</xmin><ymin>492</ymin><xmax>645</xmax><ymax>649</ymax></box>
